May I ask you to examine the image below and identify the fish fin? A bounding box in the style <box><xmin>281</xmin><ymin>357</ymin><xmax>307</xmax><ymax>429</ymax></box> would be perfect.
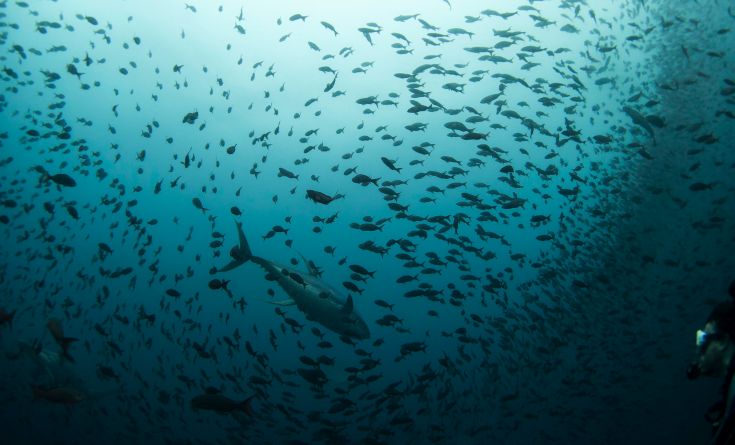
<box><xmin>297</xmin><ymin>252</ymin><xmax>319</xmax><ymax>277</ymax></box>
<box><xmin>256</xmin><ymin>298</ymin><xmax>296</xmax><ymax>306</ymax></box>
<box><xmin>271</xmin><ymin>299</ymin><xmax>296</xmax><ymax>306</ymax></box>
<box><xmin>341</xmin><ymin>295</ymin><xmax>354</xmax><ymax>314</ymax></box>
<box><xmin>235</xmin><ymin>221</ymin><xmax>252</xmax><ymax>260</ymax></box>
<box><xmin>297</xmin><ymin>252</ymin><xmax>311</xmax><ymax>274</ymax></box>
<box><xmin>217</xmin><ymin>258</ymin><xmax>247</xmax><ymax>273</ymax></box>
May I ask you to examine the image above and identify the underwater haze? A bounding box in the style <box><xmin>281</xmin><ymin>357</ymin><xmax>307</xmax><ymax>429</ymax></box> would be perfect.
<box><xmin>0</xmin><ymin>0</ymin><xmax>734</xmax><ymax>444</ymax></box>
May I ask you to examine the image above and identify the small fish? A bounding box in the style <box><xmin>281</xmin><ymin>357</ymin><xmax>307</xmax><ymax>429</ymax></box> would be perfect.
<box><xmin>349</xmin><ymin>264</ymin><xmax>375</xmax><ymax>278</ymax></box>
<box><xmin>352</xmin><ymin>174</ymin><xmax>380</xmax><ymax>187</ymax></box>
<box><xmin>0</xmin><ymin>309</ymin><xmax>15</xmax><ymax>327</ymax></box>
<box><xmin>66</xmin><ymin>64</ymin><xmax>83</xmax><ymax>79</ymax></box>
<box><xmin>192</xmin><ymin>198</ymin><xmax>208</xmax><ymax>213</ymax></box>
<box><xmin>306</xmin><ymin>189</ymin><xmax>344</xmax><ymax>205</ymax></box>
<box><xmin>321</xmin><ymin>21</ymin><xmax>338</xmax><ymax>36</ymax></box>
<box><xmin>191</xmin><ymin>391</ymin><xmax>255</xmax><ymax>416</ymax></box>
<box><xmin>278</xmin><ymin>168</ymin><xmax>299</xmax><ymax>180</ymax></box>
<box><xmin>32</xmin><ymin>386</ymin><xmax>86</xmax><ymax>404</ymax></box>
<box><xmin>381</xmin><ymin>157</ymin><xmax>402</xmax><ymax>173</ymax></box>
<box><xmin>47</xmin><ymin>173</ymin><xmax>76</xmax><ymax>187</ymax></box>
<box><xmin>182</xmin><ymin>111</ymin><xmax>198</xmax><ymax>124</ymax></box>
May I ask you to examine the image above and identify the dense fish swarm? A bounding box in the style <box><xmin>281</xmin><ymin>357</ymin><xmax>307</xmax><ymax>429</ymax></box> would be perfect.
<box><xmin>0</xmin><ymin>0</ymin><xmax>734</xmax><ymax>444</ymax></box>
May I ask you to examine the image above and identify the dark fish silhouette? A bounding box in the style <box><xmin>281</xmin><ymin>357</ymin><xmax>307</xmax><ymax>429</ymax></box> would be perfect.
<box><xmin>306</xmin><ymin>189</ymin><xmax>344</xmax><ymax>205</ymax></box>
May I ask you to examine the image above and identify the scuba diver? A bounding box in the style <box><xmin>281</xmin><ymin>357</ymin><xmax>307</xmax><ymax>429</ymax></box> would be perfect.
<box><xmin>688</xmin><ymin>280</ymin><xmax>735</xmax><ymax>444</ymax></box>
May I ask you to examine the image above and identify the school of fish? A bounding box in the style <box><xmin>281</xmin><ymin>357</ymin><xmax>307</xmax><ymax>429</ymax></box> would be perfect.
<box><xmin>0</xmin><ymin>0</ymin><xmax>734</xmax><ymax>444</ymax></box>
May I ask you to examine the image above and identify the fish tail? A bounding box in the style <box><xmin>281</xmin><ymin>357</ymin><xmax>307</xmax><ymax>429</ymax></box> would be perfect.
<box><xmin>235</xmin><ymin>221</ymin><xmax>253</xmax><ymax>260</ymax></box>
<box><xmin>729</xmin><ymin>280</ymin><xmax>735</xmax><ymax>299</ymax></box>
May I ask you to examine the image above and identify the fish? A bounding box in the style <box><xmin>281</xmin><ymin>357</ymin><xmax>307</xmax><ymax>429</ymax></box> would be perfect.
<box><xmin>192</xmin><ymin>198</ymin><xmax>208</xmax><ymax>213</ymax></box>
<box><xmin>352</xmin><ymin>174</ymin><xmax>380</xmax><ymax>187</ymax></box>
<box><xmin>324</xmin><ymin>74</ymin><xmax>338</xmax><ymax>93</ymax></box>
<box><xmin>182</xmin><ymin>111</ymin><xmax>198</xmax><ymax>124</ymax></box>
<box><xmin>32</xmin><ymin>386</ymin><xmax>86</xmax><ymax>404</ymax></box>
<box><xmin>622</xmin><ymin>106</ymin><xmax>656</xmax><ymax>143</ymax></box>
<box><xmin>306</xmin><ymin>189</ymin><xmax>344</xmax><ymax>205</ymax></box>
<box><xmin>191</xmin><ymin>391</ymin><xmax>254</xmax><ymax>415</ymax></box>
<box><xmin>0</xmin><ymin>309</ymin><xmax>16</xmax><ymax>328</ymax></box>
<box><xmin>66</xmin><ymin>63</ymin><xmax>83</xmax><ymax>79</ymax></box>
<box><xmin>320</xmin><ymin>21</ymin><xmax>338</xmax><ymax>36</ymax></box>
<box><xmin>277</xmin><ymin>167</ymin><xmax>299</xmax><ymax>180</ymax></box>
<box><xmin>219</xmin><ymin>221</ymin><xmax>370</xmax><ymax>339</ymax></box>
<box><xmin>381</xmin><ymin>157</ymin><xmax>402</xmax><ymax>173</ymax></box>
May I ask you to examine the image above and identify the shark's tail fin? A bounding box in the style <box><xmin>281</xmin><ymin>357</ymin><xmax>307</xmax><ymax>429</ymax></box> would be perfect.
<box><xmin>218</xmin><ymin>221</ymin><xmax>253</xmax><ymax>273</ymax></box>
<box><xmin>234</xmin><ymin>221</ymin><xmax>252</xmax><ymax>260</ymax></box>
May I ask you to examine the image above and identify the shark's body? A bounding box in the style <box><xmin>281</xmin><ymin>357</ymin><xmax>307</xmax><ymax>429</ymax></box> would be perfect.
<box><xmin>219</xmin><ymin>222</ymin><xmax>370</xmax><ymax>339</ymax></box>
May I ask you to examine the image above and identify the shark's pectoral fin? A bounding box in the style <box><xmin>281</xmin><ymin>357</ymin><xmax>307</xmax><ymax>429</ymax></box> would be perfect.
<box><xmin>341</xmin><ymin>295</ymin><xmax>354</xmax><ymax>315</ymax></box>
<box><xmin>266</xmin><ymin>298</ymin><xmax>296</xmax><ymax>306</ymax></box>
<box><xmin>218</xmin><ymin>258</ymin><xmax>247</xmax><ymax>273</ymax></box>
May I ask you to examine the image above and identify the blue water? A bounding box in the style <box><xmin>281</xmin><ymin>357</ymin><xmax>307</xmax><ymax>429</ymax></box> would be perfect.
<box><xmin>0</xmin><ymin>1</ymin><xmax>734</xmax><ymax>444</ymax></box>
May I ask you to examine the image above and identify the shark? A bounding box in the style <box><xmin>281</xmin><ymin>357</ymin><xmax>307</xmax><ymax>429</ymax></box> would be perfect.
<box><xmin>218</xmin><ymin>221</ymin><xmax>370</xmax><ymax>340</ymax></box>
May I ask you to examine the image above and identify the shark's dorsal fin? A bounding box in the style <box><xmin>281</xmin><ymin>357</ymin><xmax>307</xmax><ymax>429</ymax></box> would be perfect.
<box><xmin>298</xmin><ymin>252</ymin><xmax>320</xmax><ymax>277</ymax></box>
<box><xmin>341</xmin><ymin>295</ymin><xmax>354</xmax><ymax>314</ymax></box>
